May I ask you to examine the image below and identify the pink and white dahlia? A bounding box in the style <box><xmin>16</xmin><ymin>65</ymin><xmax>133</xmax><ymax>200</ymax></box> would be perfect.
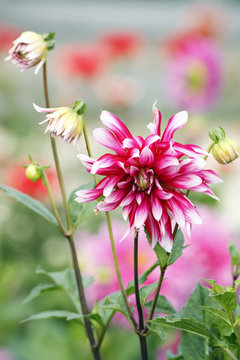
<box><xmin>76</xmin><ymin>104</ymin><xmax>222</xmax><ymax>247</ymax></box>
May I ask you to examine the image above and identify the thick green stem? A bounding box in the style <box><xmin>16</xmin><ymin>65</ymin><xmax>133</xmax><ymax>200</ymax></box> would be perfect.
<box><xmin>134</xmin><ymin>229</ymin><xmax>149</xmax><ymax>360</ymax></box>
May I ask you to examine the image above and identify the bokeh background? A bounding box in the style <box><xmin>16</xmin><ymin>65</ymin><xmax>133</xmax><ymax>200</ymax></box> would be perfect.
<box><xmin>1</xmin><ymin>0</ymin><xmax>240</xmax><ymax>359</ymax></box>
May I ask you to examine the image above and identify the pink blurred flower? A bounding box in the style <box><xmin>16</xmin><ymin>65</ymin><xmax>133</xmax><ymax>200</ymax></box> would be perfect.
<box><xmin>165</xmin><ymin>38</ymin><xmax>223</xmax><ymax>111</ymax></box>
<box><xmin>99</xmin><ymin>31</ymin><xmax>142</xmax><ymax>58</ymax></box>
<box><xmin>76</xmin><ymin>104</ymin><xmax>221</xmax><ymax>248</ymax></box>
<box><xmin>0</xmin><ymin>349</ymin><xmax>14</xmax><ymax>360</ymax></box>
<box><xmin>56</xmin><ymin>43</ymin><xmax>111</xmax><ymax>79</ymax></box>
<box><xmin>76</xmin><ymin>221</ymin><xmax>157</xmax><ymax>303</ymax></box>
<box><xmin>92</xmin><ymin>74</ymin><xmax>143</xmax><ymax>108</ymax></box>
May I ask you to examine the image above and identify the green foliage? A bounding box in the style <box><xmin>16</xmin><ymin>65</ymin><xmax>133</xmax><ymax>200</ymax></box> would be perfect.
<box><xmin>0</xmin><ymin>185</ymin><xmax>59</xmax><ymax>228</ymax></box>
<box><xmin>68</xmin><ymin>183</ymin><xmax>98</xmax><ymax>228</ymax></box>
<box><xmin>22</xmin><ymin>310</ymin><xmax>83</xmax><ymax>323</ymax></box>
<box><xmin>168</xmin><ymin>229</ymin><xmax>185</xmax><ymax>266</ymax></box>
<box><xmin>145</xmin><ymin>295</ymin><xmax>177</xmax><ymax>316</ymax></box>
<box><xmin>150</xmin><ymin>282</ymin><xmax>240</xmax><ymax>360</ymax></box>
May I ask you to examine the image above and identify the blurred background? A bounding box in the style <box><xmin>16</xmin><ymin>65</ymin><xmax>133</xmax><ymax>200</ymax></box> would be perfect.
<box><xmin>1</xmin><ymin>0</ymin><xmax>240</xmax><ymax>359</ymax></box>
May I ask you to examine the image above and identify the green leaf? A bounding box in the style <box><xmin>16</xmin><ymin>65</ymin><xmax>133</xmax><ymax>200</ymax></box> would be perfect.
<box><xmin>139</xmin><ymin>281</ymin><xmax>158</xmax><ymax>307</ymax></box>
<box><xmin>22</xmin><ymin>310</ymin><xmax>82</xmax><ymax>323</ymax></box>
<box><xmin>168</xmin><ymin>229</ymin><xmax>185</xmax><ymax>265</ymax></box>
<box><xmin>166</xmin><ymin>351</ymin><xmax>184</xmax><ymax>360</ymax></box>
<box><xmin>153</xmin><ymin>242</ymin><xmax>169</xmax><ymax>270</ymax></box>
<box><xmin>200</xmin><ymin>306</ymin><xmax>231</xmax><ymax>325</ymax></box>
<box><xmin>0</xmin><ymin>185</ymin><xmax>58</xmax><ymax>227</ymax></box>
<box><xmin>100</xmin><ymin>291</ymin><xmax>132</xmax><ymax>321</ymax></box>
<box><xmin>179</xmin><ymin>331</ymin><xmax>206</xmax><ymax>360</ymax></box>
<box><xmin>23</xmin><ymin>283</ymin><xmax>60</xmax><ymax>304</ymax></box>
<box><xmin>36</xmin><ymin>268</ymin><xmax>94</xmax><ymax>311</ymax></box>
<box><xmin>149</xmin><ymin>315</ymin><xmax>209</xmax><ymax>338</ymax></box>
<box><xmin>229</xmin><ymin>241</ymin><xmax>240</xmax><ymax>267</ymax></box>
<box><xmin>145</xmin><ymin>295</ymin><xmax>177</xmax><ymax>315</ymax></box>
<box><xmin>68</xmin><ymin>183</ymin><xmax>98</xmax><ymax>228</ymax></box>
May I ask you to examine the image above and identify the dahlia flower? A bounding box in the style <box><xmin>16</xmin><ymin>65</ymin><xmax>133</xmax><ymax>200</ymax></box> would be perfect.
<box><xmin>5</xmin><ymin>31</ymin><xmax>49</xmax><ymax>74</ymax></box>
<box><xmin>33</xmin><ymin>100</ymin><xmax>85</xmax><ymax>146</ymax></box>
<box><xmin>76</xmin><ymin>104</ymin><xmax>222</xmax><ymax>247</ymax></box>
<box><xmin>165</xmin><ymin>38</ymin><xmax>222</xmax><ymax>111</ymax></box>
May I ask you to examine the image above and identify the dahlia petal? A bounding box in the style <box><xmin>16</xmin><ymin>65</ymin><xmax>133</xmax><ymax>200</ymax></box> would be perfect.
<box><xmin>154</xmin><ymin>186</ymin><xmax>173</xmax><ymax>200</ymax></box>
<box><xmin>91</xmin><ymin>155</ymin><xmax>119</xmax><ymax>174</ymax></box>
<box><xmin>102</xmin><ymin>175</ymin><xmax>124</xmax><ymax>196</ymax></box>
<box><xmin>139</xmin><ymin>146</ymin><xmax>154</xmax><ymax>166</ymax></box>
<box><xmin>134</xmin><ymin>199</ymin><xmax>149</xmax><ymax>228</ymax></box>
<box><xmin>100</xmin><ymin>110</ymin><xmax>133</xmax><ymax>141</ymax></box>
<box><xmin>122</xmin><ymin>203</ymin><xmax>133</xmax><ymax>221</ymax></box>
<box><xmin>122</xmin><ymin>138</ymin><xmax>140</xmax><ymax>149</ymax></box>
<box><xmin>120</xmin><ymin>225</ymin><xmax>135</xmax><ymax>242</ymax></box>
<box><xmin>190</xmin><ymin>183</ymin><xmax>220</xmax><ymax>201</ymax></box>
<box><xmin>145</xmin><ymin>213</ymin><xmax>161</xmax><ymax>247</ymax></box>
<box><xmin>199</xmin><ymin>170</ymin><xmax>223</xmax><ymax>184</ymax></box>
<box><xmin>154</xmin><ymin>156</ymin><xmax>179</xmax><ymax>171</ymax></box>
<box><xmin>130</xmin><ymin>166</ymin><xmax>139</xmax><ymax>177</ymax></box>
<box><xmin>93</xmin><ymin>128</ymin><xmax>124</xmax><ymax>153</ymax></box>
<box><xmin>179</xmin><ymin>157</ymin><xmax>206</xmax><ymax>173</ymax></box>
<box><xmin>75</xmin><ymin>188</ymin><xmax>102</xmax><ymax>203</ymax></box>
<box><xmin>152</xmin><ymin>196</ymin><xmax>163</xmax><ymax>221</ymax></box>
<box><xmin>33</xmin><ymin>103</ymin><xmax>58</xmax><ymax>113</ymax></box>
<box><xmin>134</xmin><ymin>136</ymin><xmax>144</xmax><ymax>148</ymax></box>
<box><xmin>117</xmin><ymin>179</ymin><xmax>132</xmax><ymax>189</ymax></box>
<box><xmin>172</xmin><ymin>193</ymin><xmax>202</xmax><ymax>225</ymax></box>
<box><xmin>174</xmin><ymin>143</ymin><xmax>208</xmax><ymax>158</ymax></box>
<box><xmin>166</xmin><ymin>197</ymin><xmax>185</xmax><ymax>228</ymax></box>
<box><xmin>168</xmin><ymin>174</ymin><xmax>202</xmax><ymax>189</ymax></box>
<box><xmin>161</xmin><ymin>235</ymin><xmax>173</xmax><ymax>252</ymax></box>
<box><xmin>136</xmin><ymin>192</ymin><xmax>144</xmax><ymax>205</ymax></box>
<box><xmin>143</xmin><ymin>134</ymin><xmax>160</xmax><ymax>148</ymax></box>
<box><xmin>77</xmin><ymin>154</ymin><xmax>95</xmax><ymax>172</ymax></box>
<box><xmin>104</xmin><ymin>188</ymin><xmax>128</xmax><ymax>204</ymax></box>
<box><xmin>147</xmin><ymin>102</ymin><xmax>162</xmax><ymax>136</ymax></box>
<box><xmin>96</xmin><ymin>200</ymin><xmax>120</xmax><ymax>211</ymax></box>
<box><xmin>162</xmin><ymin>111</ymin><xmax>188</xmax><ymax>142</ymax></box>
<box><xmin>119</xmin><ymin>191</ymin><xmax>136</xmax><ymax>206</ymax></box>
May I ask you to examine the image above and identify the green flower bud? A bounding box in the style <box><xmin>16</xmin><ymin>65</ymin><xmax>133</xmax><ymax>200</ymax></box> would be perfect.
<box><xmin>209</xmin><ymin>126</ymin><xmax>225</xmax><ymax>142</ymax></box>
<box><xmin>212</xmin><ymin>137</ymin><xmax>240</xmax><ymax>165</ymax></box>
<box><xmin>25</xmin><ymin>164</ymin><xmax>42</xmax><ymax>182</ymax></box>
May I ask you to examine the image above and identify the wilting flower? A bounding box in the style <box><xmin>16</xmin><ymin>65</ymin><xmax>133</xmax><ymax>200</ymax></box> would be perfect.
<box><xmin>76</xmin><ymin>104</ymin><xmax>222</xmax><ymax>247</ymax></box>
<box><xmin>165</xmin><ymin>38</ymin><xmax>222</xmax><ymax>111</ymax></box>
<box><xmin>5</xmin><ymin>31</ymin><xmax>49</xmax><ymax>74</ymax></box>
<box><xmin>33</xmin><ymin>100</ymin><xmax>86</xmax><ymax>146</ymax></box>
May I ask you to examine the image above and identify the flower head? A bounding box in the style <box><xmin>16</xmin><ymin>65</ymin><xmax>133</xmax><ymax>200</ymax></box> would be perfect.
<box><xmin>76</xmin><ymin>104</ymin><xmax>222</xmax><ymax>247</ymax></box>
<box><xmin>33</xmin><ymin>100</ymin><xmax>86</xmax><ymax>146</ymax></box>
<box><xmin>165</xmin><ymin>38</ymin><xmax>222</xmax><ymax>110</ymax></box>
<box><xmin>209</xmin><ymin>126</ymin><xmax>240</xmax><ymax>165</ymax></box>
<box><xmin>5</xmin><ymin>31</ymin><xmax>54</xmax><ymax>74</ymax></box>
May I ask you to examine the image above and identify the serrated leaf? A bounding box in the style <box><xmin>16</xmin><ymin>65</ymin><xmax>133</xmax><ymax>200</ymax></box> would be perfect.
<box><xmin>0</xmin><ymin>185</ymin><xmax>58</xmax><ymax>227</ymax></box>
<box><xmin>179</xmin><ymin>331</ymin><xmax>206</xmax><ymax>360</ymax></box>
<box><xmin>23</xmin><ymin>283</ymin><xmax>60</xmax><ymax>304</ymax></box>
<box><xmin>168</xmin><ymin>229</ymin><xmax>185</xmax><ymax>265</ymax></box>
<box><xmin>145</xmin><ymin>295</ymin><xmax>177</xmax><ymax>315</ymax></box>
<box><xmin>68</xmin><ymin>183</ymin><xmax>98</xmax><ymax>228</ymax></box>
<box><xmin>149</xmin><ymin>316</ymin><xmax>209</xmax><ymax>338</ymax></box>
<box><xmin>200</xmin><ymin>306</ymin><xmax>231</xmax><ymax>325</ymax></box>
<box><xmin>36</xmin><ymin>268</ymin><xmax>94</xmax><ymax>311</ymax></box>
<box><xmin>22</xmin><ymin>310</ymin><xmax>83</xmax><ymax>323</ymax></box>
<box><xmin>212</xmin><ymin>292</ymin><xmax>237</xmax><ymax>313</ymax></box>
<box><xmin>153</xmin><ymin>242</ymin><xmax>169</xmax><ymax>270</ymax></box>
<box><xmin>139</xmin><ymin>281</ymin><xmax>158</xmax><ymax>307</ymax></box>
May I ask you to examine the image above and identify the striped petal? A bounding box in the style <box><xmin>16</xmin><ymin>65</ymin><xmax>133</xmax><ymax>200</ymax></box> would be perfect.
<box><xmin>161</xmin><ymin>111</ymin><xmax>188</xmax><ymax>142</ymax></box>
<box><xmin>100</xmin><ymin>110</ymin><xmax>133</xmax><ymax>141</ymax></box>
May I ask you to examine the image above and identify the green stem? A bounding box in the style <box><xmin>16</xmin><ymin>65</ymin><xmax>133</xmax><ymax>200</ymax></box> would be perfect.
<box><xmin>106</xmin><ymin>212</ymin><xmax>138</xmax><ymax>328</ymax></box>
<box><xmin>41</xmin><ymin>171</ymin><xmax>66</xmax><ymax>235</ymax></box>
<box><xmin>43</xmin><ymin>62</ymin><xmax>72</xmax><ymax>233</ymax></box>
<box><xmin>42</xmin><ymin>62</ymin><xmax>101</xmax><ymax>360</ymax></box>
<box><xmin>96</xmin><ymin>311</ymin><xmax>115</xmax><ymax>349</ymax></box>
<box><xmin>134</xmin><ymin>229</ymin><xmax>149</xmax><ymax>360</ymax></box>
<box><xmin>83</xmin><ymin>120</ymin><xmax>137</xmax><ymax>329</ymax></box>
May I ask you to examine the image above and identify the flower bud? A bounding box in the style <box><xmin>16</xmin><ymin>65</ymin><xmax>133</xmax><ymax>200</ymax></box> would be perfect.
<box><xmin>5</xmin><ymin>31</ymin><xmax>55</xmax><ymax>74</ymax></box>
<box><xmin>209</xmin><ymin>126</ymin><xmax>225</xmax><ymax>142</ymax></box>
<box><xmin>25</xmin><ymin>164</ymin><xmax>42</xmax><ymax>182</ymax></box>
<box><xmin>212</xmin><ymin>137</ymin><xmax>240</xmax><ymax>164</ymax></box>
<box><xmin>33</xmin><ymin>100</ymin><xmax>86</xmax><ymax>146</ymax></box>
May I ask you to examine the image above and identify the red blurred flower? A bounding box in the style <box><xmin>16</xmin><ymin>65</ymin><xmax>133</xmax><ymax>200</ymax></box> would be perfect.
<box><xmin>56</xmin><ymin>43</ymin><xmax>111</xmax><ymax>78</ymax></box>
<box><xmin>99</xmin><ymin>31</ymin><xmax>142</xmax><ymax>58</ymax></box>
<box><xmin>0</xmin><ymin>23</ymin><xmax>20</xmax><ymax>52</ymax></box>
<box><xmin>5</xmin><ymin>161</ymin><xmax>57</xmax><ymax>200</ymax></box>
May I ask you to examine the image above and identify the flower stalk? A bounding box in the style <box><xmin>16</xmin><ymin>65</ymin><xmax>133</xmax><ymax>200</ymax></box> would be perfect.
<box><xmin>42</xmin><ymin>62</ymin><xmax>101</xmax><ymax>360</ymax></box>
<box><xmin>134</xmin><ymin>229</ymin><xmax>148</xmax><ymax>360</ymax></box>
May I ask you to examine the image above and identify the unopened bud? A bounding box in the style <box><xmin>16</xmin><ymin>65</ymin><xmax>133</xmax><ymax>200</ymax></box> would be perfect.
<box><xmin>209</xmin><ymin>126</ymin><xmax>225</xmax><ymax>142</ymax></box>
<box><xmin>212</xmin><ymin>137</ymin><xmax>240</xmax><ymax>165</ymax></box>
<box><xmin>25</xmin><ymin>164</ymin><xmax>42</xmax><ymax>182</ymax></box>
